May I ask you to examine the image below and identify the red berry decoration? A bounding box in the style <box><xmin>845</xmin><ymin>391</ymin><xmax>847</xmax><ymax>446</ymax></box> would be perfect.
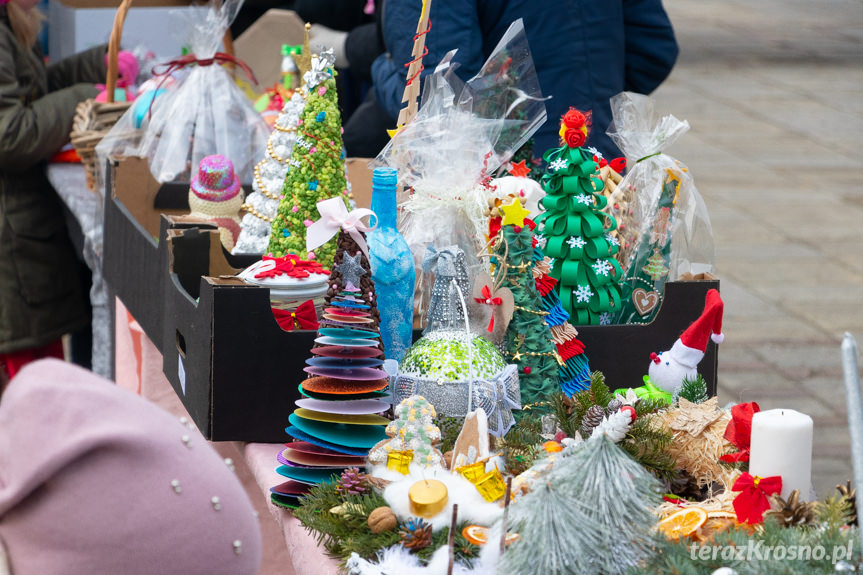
<box><xmin>620</xmin><ymin>405</ymin><xmax>637</xmax><ymax>422</ymax></box>
<box><xmin>553</xmin><ymin>431</ymin><xmax>567</xmax><ymax>442</ymax></box>
<box><xmin>523</xmin><ymin>366</ymin><xmax>532</xmax><ymax>375</ymax></box>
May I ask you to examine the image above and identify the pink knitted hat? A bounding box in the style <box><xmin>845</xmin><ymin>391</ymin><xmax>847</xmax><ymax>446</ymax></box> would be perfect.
<box><xmin>0</xmin><ymin>360</ymin><xmax>262</xmax><ymax>575</ymax></box>
<box><xmin>190</xmin><ymin>154</ymin><xmax>241</xmax><ymax>202</ymax></box>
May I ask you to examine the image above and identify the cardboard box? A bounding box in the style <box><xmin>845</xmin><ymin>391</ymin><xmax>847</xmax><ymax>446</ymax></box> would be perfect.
<box><xmin>234</xmin><ymin>10</ymin><xmax>306</xmax><ymax>90</ymax></box>
<box><xmin>103</xmin><ymin>156</ymin><xmax>373</xmax><ymax>360</ymax></box>
<box><xmin>105</xmin><ymin>157</ymin><xmax>717</xmax><ymax>442</ymax></box>
<box><xmin>48</xmin><ymin>0</ymin><xmax>201</xmax><ymax>61</ymax></box>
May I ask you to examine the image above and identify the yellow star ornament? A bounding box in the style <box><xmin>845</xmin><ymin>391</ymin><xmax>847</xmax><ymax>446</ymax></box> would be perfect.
<box><xmin>499</xmin><ymin>197</ymin><xmax>531</xmax><ymax>227</ymax></box>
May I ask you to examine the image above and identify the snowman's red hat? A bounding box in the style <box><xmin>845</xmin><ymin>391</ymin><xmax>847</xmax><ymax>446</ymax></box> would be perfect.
<box><xmin>669</xmin><ymin>289</ymin><xmax>724</xmax><ymax>367</ymax></box>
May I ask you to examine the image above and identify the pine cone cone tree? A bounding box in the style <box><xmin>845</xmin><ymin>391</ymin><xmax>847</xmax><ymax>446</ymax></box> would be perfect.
<box><xmin>581</xmin><ymin>405</ymin><xmax>606</xmax><ymax>436</ymax></box>
<box><xmin>605</xmin><ymin>397</ymin><xmax>623</xmax><ymax>415</ymax></box>
<box><xmin>768</xmin><ymin>489</ymin><xmax>818</xmax><ymax>527</ymax></box>
<box><xmin>336</xmin><ymin>467</ymin><xmax>369</xmax><ymax>495</ymax></box>
<box><xmin>400</xmin><ymin>518</ymin><xmax>433</xmax><ymax>551</ymax></box>
<box><xmin>837</xmin><ymin>480</ymin><xmax>857</xmax><ymax>526</ymax></box>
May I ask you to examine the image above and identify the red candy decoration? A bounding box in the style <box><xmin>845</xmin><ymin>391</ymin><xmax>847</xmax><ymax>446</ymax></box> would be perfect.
<box><xmin>523</xmin><ymin>366</ymin><xmax>532</xmax><ymax>375</ymax></box>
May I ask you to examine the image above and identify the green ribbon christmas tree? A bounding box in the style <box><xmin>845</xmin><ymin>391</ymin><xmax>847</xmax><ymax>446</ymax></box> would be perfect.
<box><xmin>267</xmin><ymin>65</ymin><xmax>349</xmax><ymax>268</ymax></box>
<box><xmin>537</xmin><ymin>109</ymin><xmax>622</xmax><ymax>325</ymax></box>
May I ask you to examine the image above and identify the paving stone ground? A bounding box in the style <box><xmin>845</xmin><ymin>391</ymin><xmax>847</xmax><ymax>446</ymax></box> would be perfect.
<box><xmin>653</xmin><ymin>0</ymin><xmax>863</xmax><ymax>497</ymax></box>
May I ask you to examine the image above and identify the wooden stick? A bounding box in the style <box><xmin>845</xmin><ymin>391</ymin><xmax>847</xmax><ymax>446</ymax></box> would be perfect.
<box><xmin>499</xmin><ymin>477</ymin><xmax>513</xmax><ymax>555</ymax></box>
<box><xmin>395</xmin><ymin>0</ymin><xmax>432</xmax><ymax>129</ymax></box>
<box><xmin>447</xmin><ymin>503</ymin><xmax>458</xmax><ymax>575</ymax></box>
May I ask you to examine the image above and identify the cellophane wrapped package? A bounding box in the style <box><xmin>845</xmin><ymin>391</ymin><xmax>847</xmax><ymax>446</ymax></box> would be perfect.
<box><xmin>373</xmin><ymin>19</ymin><xmax>547</xmax><ymax>327</ymax></box>
<box><xmin>607</xmin><ymin>92</ymin><xmax>714</xmax><ymax>325</ymax></box>
<box><xmin>97</xmin><ymin>0</ymin><xmax>268</xmax><ymax>184</ymax></box>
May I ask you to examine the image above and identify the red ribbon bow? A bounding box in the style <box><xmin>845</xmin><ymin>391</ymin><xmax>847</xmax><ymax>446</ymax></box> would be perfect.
<box><xmin>732</xmin><ymin>472</ymin><xmax>782</xmax><ymax>524</ymax></box>
<box><xmin>272</xmin><ymin>300</ymin><xmax>318</xmax><ymax>331</ymax></box>
<box><xmin>475</xmin><ymin>285</ymin><xmax>503</xmax><ymax>332</ymax></box>
<box><xmin>719</xmin><ymin>402</ymin><xmax>760</xmax><ymax>463</ymax></box>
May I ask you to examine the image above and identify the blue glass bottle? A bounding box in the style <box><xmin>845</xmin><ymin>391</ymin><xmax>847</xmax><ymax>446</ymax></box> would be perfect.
<box><xmin>367</xmin><ymin>167</ymin><xmax>415</xmax><ymax>363</ymax></box>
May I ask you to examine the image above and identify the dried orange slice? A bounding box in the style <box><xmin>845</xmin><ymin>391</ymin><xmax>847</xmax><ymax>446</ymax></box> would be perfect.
<box><xmin>657</xmin><ymin>507</ymin><xmax>708</xmax><ymax>539</ymax></box>
<box><xmin>462</xmin><ymin>525</ymin><xmax>489</xmax><ymax>545</ymax></box>
<box><xmin>461</xmin><ymin>525</ymin><xmax>520</xmax><ymax>546</ymax></box>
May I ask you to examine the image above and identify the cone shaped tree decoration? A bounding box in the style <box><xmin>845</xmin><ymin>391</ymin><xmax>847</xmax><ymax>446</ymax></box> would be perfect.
<box><xmin>536</xmin><ymin>109</ymin><xmax>623</xmax><ymax>325</ymax></box>
<box><xmin>267</xmin><ymin>52</ymin><xmax>350</xmax><ymax>268</ymax></box>
<box><xmin>274</xmin><ymin>204</ymin><xmax>388</xmax><ymax>508</ymax></box>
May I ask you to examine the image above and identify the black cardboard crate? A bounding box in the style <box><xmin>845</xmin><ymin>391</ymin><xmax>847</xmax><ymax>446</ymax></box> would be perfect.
<box><xmin>103</xmin><ymin>157</ymin><xmax>255</xmax><ymax>350</ymax></box>
<box><xmin>162</xmin><ymin>223</ymin><xmax>719</xmax><ymax>442</ymax></box>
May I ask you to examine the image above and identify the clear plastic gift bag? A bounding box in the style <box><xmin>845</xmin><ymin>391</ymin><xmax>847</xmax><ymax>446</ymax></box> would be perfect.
<box><xmin>96</xmin><ymin>0</ymin><xmax>268</xmax><ymax>185</ymax></box>
<box><xmin>372</xmin><ymin>19</ymin><xmax>546</xmax><ymax>327</ymax></box>
<box><xmin>607</xmin><ymin>92</ymin><xmax>714</xmax><ymax>325</ymax></box>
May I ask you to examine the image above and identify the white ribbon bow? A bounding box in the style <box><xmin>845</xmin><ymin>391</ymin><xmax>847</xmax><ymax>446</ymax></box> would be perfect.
<box><xmin>305</xmin><ymin>197</ymin><xmax>378</xmax><ymax>259</ymax></box>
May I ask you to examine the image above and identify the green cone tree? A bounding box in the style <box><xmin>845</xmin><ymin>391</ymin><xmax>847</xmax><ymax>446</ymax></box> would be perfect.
<box><xmin>267</xmin><ymin>72</ymin><xmax>349</xmax><ymax>267</ymax></box>
<box><xmin>494</xmin><ymin>214</ymin><xmax>560</xmax><ymax>411</ymax></box>
<box><xmin>537</xmin><ymin>109</ymin><xmax>622</xmax><ymax>325</ymax></box>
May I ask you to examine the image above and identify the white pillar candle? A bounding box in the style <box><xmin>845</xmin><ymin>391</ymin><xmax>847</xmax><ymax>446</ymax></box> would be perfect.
<box><xmin>748</xmin><ymin>409</ymin><xmax>813</xmax><ymax>500</ymax></box>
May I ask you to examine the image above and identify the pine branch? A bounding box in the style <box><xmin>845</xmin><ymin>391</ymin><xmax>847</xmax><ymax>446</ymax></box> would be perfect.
<box><xmin>675</xmin><ymin>375</ymin><xmax>709</xmax><ymax>405</ymax></box>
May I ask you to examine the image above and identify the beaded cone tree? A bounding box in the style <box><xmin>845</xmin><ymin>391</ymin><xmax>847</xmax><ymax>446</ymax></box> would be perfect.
<box><xmin>234</xmin><ymin>92</ymin><xmax>305</xmax><ymax>255</ymax></box>
<box><xmin>267</xmin><ymin>69</ymin><xmax>350</xmax><ymax>267</ymax></box>
<box><xmin>537</xmin><ymin>109</ymin><xmax>623</xmax><ymax>325</ymax></box>
<box><xmin>276</xmin><ymin>229</ymin><xmax>388</xmax><ymax>506</ymax></box>
<box><xmin>493</xmin><ymin>208</ymin><xmax>560</xmax><ymax>411</ymax></box>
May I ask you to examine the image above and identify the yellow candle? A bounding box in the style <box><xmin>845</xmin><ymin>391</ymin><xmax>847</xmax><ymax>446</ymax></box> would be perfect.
<box><xmin>408</xmin><ymin>479</ymin><xmax>448</xmax><ymax>518</ymax></box>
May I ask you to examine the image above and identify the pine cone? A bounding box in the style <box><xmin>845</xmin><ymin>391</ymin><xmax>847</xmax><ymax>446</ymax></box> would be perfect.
<box><xmin>837</xmin><ymin>480</ymin><xmax>858</xmax><ymax>526</ymax></box>
<box><xmin>768</xmin><ymin>489</ymin><xmax>818</xmax><ymax>527</ymax></box>
<box><xmin>336</xmin><ymin>467</ymin><xmax>369</xmax><ymax>495</ymax></box>
<box><xmin>400</xmin><ymin>518</ymin><xmax>433</xmax><ymax>551</ymax></box>
<box><xmin>605</xmin><ymin>397</ymin><xmax>623</xmax><ymax>415</ymax></box>
<box><xmin>581</xmin><ymin>405</ymin><xmax>606</xmax><ymax>436</ymax></box>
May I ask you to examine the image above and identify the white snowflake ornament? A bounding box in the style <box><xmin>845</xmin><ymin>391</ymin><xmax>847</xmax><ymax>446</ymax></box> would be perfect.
<box><xmin>576</xmin><ymin>194</ymin><xmax>593</xmax><ymax>206</ymax></box>
<box><xmin>549</xmin><ymin>157</ymin><xmax>569</xmax><ymax>172</ymax></box>
<box><xmin>574</xmin><ymin>285</ymin><xmax>593</xmax><ymax>303</ymax></box>
<box><xmin>592</xmin><ymin>260</ymin><xmax>612</xmax><ymax>277</ymax></box>
<box><xmin>566</xmin><ymin>236</ymin><xmax>587</xmax><ymax>249</ymax></box>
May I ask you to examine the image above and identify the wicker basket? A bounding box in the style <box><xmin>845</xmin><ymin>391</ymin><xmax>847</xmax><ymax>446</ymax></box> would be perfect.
<box><xmin>69</xmin><ymin>0</ymin><xmax>134</xmax><ymax>192</ymax></box>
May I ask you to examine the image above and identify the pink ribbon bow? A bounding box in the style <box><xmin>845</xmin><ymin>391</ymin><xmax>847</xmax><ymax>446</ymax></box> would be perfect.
<box><xmin>305</xmin><ymin>197</ymin><xmax>377</xmax><ymax>259</ymax></box>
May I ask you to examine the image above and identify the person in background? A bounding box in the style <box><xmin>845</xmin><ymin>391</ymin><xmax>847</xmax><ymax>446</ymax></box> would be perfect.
<box><xmin>0</xmin><ymin>0</ymin><xmax>105</xmax><ymax>378</ymax></box>
<box><xmin>366</xmin><ymin>0</ymin><xmax>679</xmax><ymax>160</ymax></box>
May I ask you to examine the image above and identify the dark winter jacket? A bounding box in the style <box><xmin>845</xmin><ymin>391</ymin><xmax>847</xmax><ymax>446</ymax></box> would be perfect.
<box><xmin>371</xmin><ymin>0</ymin><xmax>678</xmax><ymax>159</ymax></box>
<box><xmin>0</xmin><ymin>9</ymin><xmax>105</xmax><ymax>353</ymax></box>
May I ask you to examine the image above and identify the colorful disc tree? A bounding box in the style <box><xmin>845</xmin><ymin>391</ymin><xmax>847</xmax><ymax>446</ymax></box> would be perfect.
<box><xmin>537</xmin><ymin>109</ymin><xmax>623</xmax><ymax>325</ymax></box>
<box><xmin>267</xmin><ymin>53</ymin><xmax>350</xmax><ymax>268</ymax></box>
<box><xmin>272</xmin><ymin>208</ymin><xmax>389</xmax><ymax>509</ymax></box>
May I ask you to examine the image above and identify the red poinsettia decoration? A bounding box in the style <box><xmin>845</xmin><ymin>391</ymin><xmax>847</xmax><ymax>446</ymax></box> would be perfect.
<box><xmin>732</xmin><ymin>472</ymin><xmax>782</xmax><ymax>524</ymax></box>
<box><xmin>719</xmin><ymin>402</ymin><xmax>761</xmax><ymax>463</ymax></box>
<box><xmin>254</xmin><ymin>255</ymin><xmax>328</xmax><ymax>280</ymax></box>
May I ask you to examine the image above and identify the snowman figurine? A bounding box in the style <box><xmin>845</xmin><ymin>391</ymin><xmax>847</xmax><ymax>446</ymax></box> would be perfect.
<box><xmin>648</xmin><ymin>289</ymin><xmax>724</xmax><ymax>394</ymax></box>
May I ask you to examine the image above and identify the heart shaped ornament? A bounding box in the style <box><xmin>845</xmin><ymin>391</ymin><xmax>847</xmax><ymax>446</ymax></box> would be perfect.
<box><xmin>471</xmin><ymin>271</ymin><xmax>515</xmax><ymax>343</ymax></box>
<box><xmin>632</xmin><ymin>288</ymin><xmax>660</xmax><ymax>316</ymax></box>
